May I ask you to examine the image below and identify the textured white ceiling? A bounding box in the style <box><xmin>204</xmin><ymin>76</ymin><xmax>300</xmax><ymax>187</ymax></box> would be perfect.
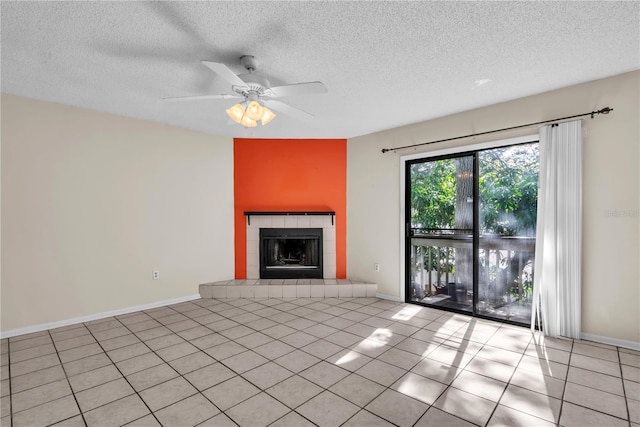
<box><xmin>2</xmin><ymin>1</ymin><xmax>638</xmax><ymax>139</ymax></box>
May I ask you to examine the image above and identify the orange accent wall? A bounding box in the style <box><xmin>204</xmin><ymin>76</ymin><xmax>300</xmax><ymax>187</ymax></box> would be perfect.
<box><xmin>234</xmin><ymin>138</ymin><xmax>347</xmax><ymax>279</ymax></box>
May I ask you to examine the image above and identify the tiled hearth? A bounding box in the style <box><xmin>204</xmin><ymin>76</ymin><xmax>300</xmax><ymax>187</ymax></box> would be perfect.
<box><xmin>200</xmin><ymin>279</ymin><xmax>378</xmax><ymax>300</ymax></box>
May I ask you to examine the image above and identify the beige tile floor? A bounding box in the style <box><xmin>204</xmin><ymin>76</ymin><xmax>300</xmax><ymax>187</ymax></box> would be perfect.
<box><xmin>1</xmin><ymin>297</ymin><xmax>639</xmax><ymax>426</ymax></box>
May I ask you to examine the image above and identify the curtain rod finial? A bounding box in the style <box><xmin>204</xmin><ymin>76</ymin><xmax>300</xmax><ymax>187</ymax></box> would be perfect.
<box><xmin>593</xmin><ymin>107</ymin><xmax>613</xmax><ymax>118</ymax></box>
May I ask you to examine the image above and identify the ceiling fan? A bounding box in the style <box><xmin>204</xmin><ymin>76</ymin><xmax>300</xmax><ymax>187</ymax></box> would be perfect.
<box><xmin>164</xmin><ymin>55</ymin><xmax>328</xmax><ymax>127</ymax></box>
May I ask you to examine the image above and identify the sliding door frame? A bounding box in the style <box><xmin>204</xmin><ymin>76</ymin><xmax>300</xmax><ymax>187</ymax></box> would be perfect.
<box><xmin>399</xmin><ymin>134</ymin><xmax>538</xmax><ymax>322</ymax></box>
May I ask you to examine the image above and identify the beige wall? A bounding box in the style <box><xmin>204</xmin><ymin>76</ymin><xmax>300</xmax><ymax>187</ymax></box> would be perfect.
<box><xmin>1</xmin><ymin>94</ymin><xmax>234</xmax><ymax>333</ymax></box>
<box><xmin>347</xmin><ymin>71</ymin><xmax>640</xmax><ymax>344</ymax></box>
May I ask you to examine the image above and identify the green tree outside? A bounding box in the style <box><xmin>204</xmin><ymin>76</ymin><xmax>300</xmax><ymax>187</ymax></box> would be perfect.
<box><xmin>410</xmin><ymin>143</ymin><xmax>539</xmax><ymax>235</ymax></box>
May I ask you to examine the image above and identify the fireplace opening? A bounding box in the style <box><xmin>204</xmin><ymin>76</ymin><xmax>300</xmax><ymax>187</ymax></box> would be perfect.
<box><xmin>260</xmin><ymin>228</ymin><xmax>323</xmax><ymax>279</ymax></box>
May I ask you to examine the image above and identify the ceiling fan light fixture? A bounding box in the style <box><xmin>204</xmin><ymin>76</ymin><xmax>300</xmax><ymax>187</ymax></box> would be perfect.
<box><xmin>227</xmin><ymin>96</ymin><xmax>271</xmax><ymax>127</ymax></box>
<box><xmin>261</xmin><ymin>107</ymin><xmax>276</xmax><ymax>125</ymax></box>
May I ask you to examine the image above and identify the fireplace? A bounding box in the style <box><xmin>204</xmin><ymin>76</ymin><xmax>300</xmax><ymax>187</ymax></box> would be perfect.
<box><xmin>245</xmin><ymin>212</ymin><xmax>336</xmax><ymax>279</ymax></box>
<box><xmin>260</xmin><ymin>228</ymin><xmax>323</xmax><ymax>279</ymax></box>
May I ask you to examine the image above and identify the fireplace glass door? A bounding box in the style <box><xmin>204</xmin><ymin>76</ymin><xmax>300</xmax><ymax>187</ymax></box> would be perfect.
<box><xmin>260</xmin><ymin>228</ymin><xmax>323</xmax><ymax>279</ymax></box>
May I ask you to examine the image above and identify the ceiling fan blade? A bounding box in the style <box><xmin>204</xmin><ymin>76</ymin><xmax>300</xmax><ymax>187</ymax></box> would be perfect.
<box><xmin>262</xmin><ymin>99</ymin><xmax>314</xmax><ymax>121</ymax></box>
<box><xmin>163</xmin><ymin>94</ymin><xmax>240</xmax><ymax>102</ymax></box>
<box><xmin>201</xmin><ymin>61</ymin><xmax>247</xmax><ymax>88</ymax></box>
<box><xmin>267</xmin><ymin>81</ymin><xmax>328</xmax><ymax>98</ymax></box>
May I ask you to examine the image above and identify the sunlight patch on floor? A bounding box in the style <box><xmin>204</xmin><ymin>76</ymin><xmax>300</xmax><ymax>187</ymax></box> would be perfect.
<box><xmin>392</xmin><ymin>305</ymin><xmax>422</xmax><ymax>321</ymax></box>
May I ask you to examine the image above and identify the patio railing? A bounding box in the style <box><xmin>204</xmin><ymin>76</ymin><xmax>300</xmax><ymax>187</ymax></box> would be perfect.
<box><xmin>410</xmin><ymin>233</ymin><xmax>535</xmax><ymax>306</ymax></box>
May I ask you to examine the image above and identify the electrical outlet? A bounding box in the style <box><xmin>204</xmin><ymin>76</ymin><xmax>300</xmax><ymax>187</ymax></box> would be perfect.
<box><xmin>374</xmin><ymin>263</ymin><xmax>380</xmax><ymax>272</ymax></box>
<box><xmin>152</xmin><ymin>270</ymin><xmax>160</xmax><ymax>280</ymax></box>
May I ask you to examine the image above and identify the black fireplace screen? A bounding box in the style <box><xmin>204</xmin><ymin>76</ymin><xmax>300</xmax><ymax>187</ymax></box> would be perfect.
<box><xmin>260</xmin><ymin>228</ymin><xmax>323</xmax><ymax>279</ymax></box>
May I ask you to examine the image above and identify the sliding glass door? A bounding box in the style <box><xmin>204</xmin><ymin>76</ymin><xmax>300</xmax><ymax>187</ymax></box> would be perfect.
<box><xmin>477</xmin><ymin>144</ymin><xmax>538</xmax><ymax>322</ymax></box>
<box><xmin>406</xmin><ymin>142</ymin><xmax>539</xmax><ymax>325</ymax></box>
<box><xmin>407</xmin><ymin>154</ymin><xmax>475</xmax><ymax>313</ymax></box>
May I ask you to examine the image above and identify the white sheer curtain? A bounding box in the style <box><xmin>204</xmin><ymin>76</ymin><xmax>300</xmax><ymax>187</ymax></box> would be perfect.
<box><xmin>531</xmin><ymin>120</ymin><xmax>582</xmax><ymax>338</ymax></box>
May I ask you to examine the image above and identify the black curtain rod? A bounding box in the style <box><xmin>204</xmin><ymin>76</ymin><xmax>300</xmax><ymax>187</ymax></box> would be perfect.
<box><xmin>381</xmin><ymin>107</ymin><xmax>613</xmax><ymax>154</ymax></box>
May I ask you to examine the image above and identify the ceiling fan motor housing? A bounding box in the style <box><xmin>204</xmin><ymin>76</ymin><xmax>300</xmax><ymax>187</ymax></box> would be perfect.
<box><xmin>235</xmin><ymin>55</ymin><xmax>272</xmax><ymax>96</ymax></box>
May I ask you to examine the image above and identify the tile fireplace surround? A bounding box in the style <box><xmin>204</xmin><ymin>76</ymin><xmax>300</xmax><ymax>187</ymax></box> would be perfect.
<box><xmin>200</xmin><ymin>214</ymin><xmax>378</xmax><ymax>300</ymax></box>
<box><xmin>246</xmin><ymin>214</ymin><xmax>336</xmax><ymax>280</ymax></box>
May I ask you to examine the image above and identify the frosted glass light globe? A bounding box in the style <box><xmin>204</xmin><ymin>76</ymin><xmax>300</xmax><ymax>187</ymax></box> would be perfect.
<box><xmin>246</xmin><ymin>100</ymin><xmax>264</xmax><ymax>121</ymax></box>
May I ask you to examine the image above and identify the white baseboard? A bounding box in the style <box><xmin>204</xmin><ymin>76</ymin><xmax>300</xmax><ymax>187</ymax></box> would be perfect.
<box><xmin>376</xmin><ymin>293</ymin><xmax>403</xmax><ymax>302</ymax></box>
<box><xmin>580</xmin><ymin>333</ymin><xmax>640</xmax><ymax>351</ymax></box>
<box><xmin>0</xmin><ymin>294</ymin><xmax>201</xmax><ymax>339</ymax></box>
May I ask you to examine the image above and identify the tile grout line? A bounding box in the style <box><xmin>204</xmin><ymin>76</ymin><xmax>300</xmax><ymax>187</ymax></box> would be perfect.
<box><xmin>454</xmin><ymin>320</ymin><xmax>513</xmax><ymax>427</ymax></box>
<box><xmin>7</xmin><ymin>333</ymin><xmax>86</xmax><ymax>423</ymax></box>
<box><xmin>47</xmin><ymin>329</ymin><xmax>88</xmax><ymax>427</ymax></box>
<box><xmin>135</xmin><ymin>304</ymin><xmax>241</xmax><ymax>425</ymax></box>
<box><xmin>563</xmin><ymin>340</ymin><xmax>634</xmax><ymax>424</ymax></box>
<box><xmin>558</xmin><ymin>338</ymin><xmax>575</xmax><ymax>426</ymax></box>
<box><xmin>81</xmin><ymin>316</ymin><xmax>168</xmax><ymax>426</ymax></box>
<box><xmin>7</xmin><ymin>339</ymin><xmax>14</xmax><ymax>427</ymax></box>
<box><xmin>482</xmin><ymin>331</ymin><xmax>546</xmax><ymax>427</ymax></box>
<box><xmin>617</xmin><ymin>346</ymin><xmax>632</xmax><ymax>427</ymax></box>
<box><xmin>428</xmin><ymin>316</ymin><xmax>509</xmax><ymax>427</ymax></box>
